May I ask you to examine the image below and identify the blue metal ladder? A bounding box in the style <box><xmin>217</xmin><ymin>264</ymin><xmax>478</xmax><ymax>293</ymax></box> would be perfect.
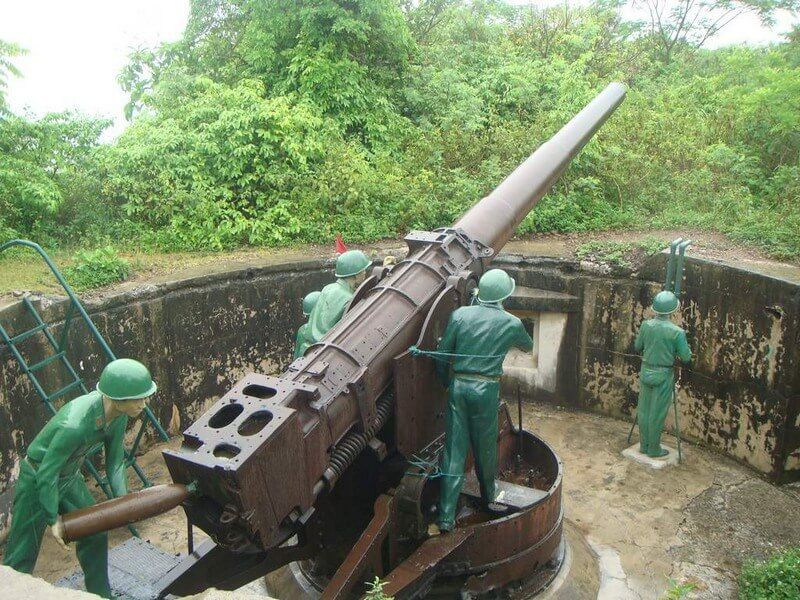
<box><xmin>0</xmin><ymin>240</ymin><xmax>169</xmax><ymax>518</ymax></box>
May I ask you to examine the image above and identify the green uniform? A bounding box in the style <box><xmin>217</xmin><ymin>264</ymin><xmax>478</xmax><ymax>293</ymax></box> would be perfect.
<box><xmin>3</xmin><ymin>391</ymin><xmax>128</xmax><ymax>599</ymax></box>
<box><xmin>435</xmin><ymin>304</ymin><xmax>533</xmax><ymax>531</ymax></box>
<box><xmin>634</xmin><ymin>317</ymin><xmax>692</xmax><ymax>456</ymax></box>
<box><xmin>307</xmin><ymin>279</ymin><xmax>353</xmax><ymax>344</ymax></box>
<box><xmin>294</xmin><ymin>323</ymin><xmax>314</xmax><ymax>359</ymax></box>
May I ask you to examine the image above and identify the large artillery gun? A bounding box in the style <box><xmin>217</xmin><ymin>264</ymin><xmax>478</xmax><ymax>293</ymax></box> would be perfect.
<box><xmin>61</xmin><ymin>83</ymin><xmax>626</xmax><ymax>598</ymax></box>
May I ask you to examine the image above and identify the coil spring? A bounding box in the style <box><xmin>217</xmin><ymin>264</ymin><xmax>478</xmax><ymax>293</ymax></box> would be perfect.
<box><xmin>326</xmin><ymin>395</ymin><xmax>392</xmax><ymax>481</ymax></box>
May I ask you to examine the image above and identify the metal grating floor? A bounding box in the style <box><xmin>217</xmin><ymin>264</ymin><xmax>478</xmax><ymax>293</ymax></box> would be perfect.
<box><xmin>56</xmin><ymin>537</ymin><xmax>182</xmax><ymax>599</ymax></box>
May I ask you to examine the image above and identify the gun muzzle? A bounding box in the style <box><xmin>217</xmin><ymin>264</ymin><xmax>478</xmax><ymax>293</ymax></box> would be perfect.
<box><xmin>62</xmin><ymin>483</ymin><xmax>191</xmax><ymax>543</ymax></box>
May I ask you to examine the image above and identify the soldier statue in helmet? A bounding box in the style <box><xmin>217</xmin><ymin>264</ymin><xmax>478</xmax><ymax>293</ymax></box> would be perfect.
<box><xmin>307</xmin><ymin>249</ymin><xmax>371</xmax><ymax>345</ymax></box>
<box><xmin>431</xmin><ymin>269</ymin><xmax>533</xmax><ymax>534</ymax></box>
<box><xmin>294</xmin><ymin>290</ymin><xmax>322</xmax><ymax>359</ymax></box>
<box><xmin>3</xmin><ymin>358</ymin><xmax>157</xmax><ymax>598</ymax></box>
<box><xmin>634</xmin><ymin>290</ymin><xmax>692</xmax><ymax>458</ymax></box>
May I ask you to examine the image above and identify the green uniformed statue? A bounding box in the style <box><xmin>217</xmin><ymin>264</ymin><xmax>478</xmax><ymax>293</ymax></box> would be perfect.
<box><xmin>307</xmin><ymin>250</ymin><xmax>371</xmax><ymax>344</ymax></box>
<box><xmin>3</xmin><ymin>358</ymin><xmax>157</xmax><ymax>598</ymax></box>
<box><xmin>294</xmin><ymin>290</ymin><xmax>321</xmax><ymax>359</ymax></box>
<box><xmin>433</xmin><ymin>269</ymin><xmax>533</xmax><ymax>533</ymax></box>
<box><xmin>634</xmin><ymin>291</ymin><xmax>692</xmax><ymax>458</ymax></box>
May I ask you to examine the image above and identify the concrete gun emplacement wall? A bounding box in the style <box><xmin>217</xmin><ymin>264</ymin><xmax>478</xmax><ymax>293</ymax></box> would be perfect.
<box><xmin>64</xmin><ymin>83</ymin><xmax>627</xmax><ymax>597</ymax></box>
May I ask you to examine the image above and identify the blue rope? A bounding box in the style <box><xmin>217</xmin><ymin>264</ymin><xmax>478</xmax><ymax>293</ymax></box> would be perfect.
<box><xmin>408</xmin><ymin>345</ymin><xmax>505</xmax><ymax>363</ymax></box>
<box><xmin>406</xmin><ymin>454</ymin><xmax>461</xmax><ymax>479</ymax></box>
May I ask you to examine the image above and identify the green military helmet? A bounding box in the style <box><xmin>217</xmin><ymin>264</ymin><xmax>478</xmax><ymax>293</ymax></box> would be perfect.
<box><xmin>477</xmin><ymin>269</ymin><xmax>516</xmax><ymax>303</ymax></box>
<box><xmin>652</xmin><ymin>290</ymin><xmax>679</xmax><ymax>314</ymax></box>
<box><xmin>302</xmin><ymin>290</ymin><xmax>322</xmax><ymax>316</ymax></box>
<box><xmin>96</xmin><ymin>358</ymin><xmax>157</xmax><ymax>401</ymax></box>
<box><xmin>335</xmin><ymin>250</ymin><xmax>371</xmax><ymax>278</ymax></box>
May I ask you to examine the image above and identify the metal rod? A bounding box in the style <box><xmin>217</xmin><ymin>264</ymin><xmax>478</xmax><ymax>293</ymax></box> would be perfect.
<box><xmin>665</xmin><ymin>238</ymin><xmax>681</xmax><ymax>290</ymax></box>
<box><xmin>672</xmin><ymin>382</ymin><xmax>682</xmax><ymax>463</ymax></box>
<box><xmin>627</xmin><ymin>412</ymin><xmax>637</xmax><ymax>445</ymax></box>
<box><xmin>674</xmin><ymin>240</ymin><xmax>691</xmax><ymax>296</ymax></box>
<box><xmin>517</xmin><ymin>385</ymin><xmax>524</xmax><ymax>459</ymax></box>
<box><xmin>187</xmin><ymin>518</ymin><xmax>194</xmax><ymax>555</ymax></box>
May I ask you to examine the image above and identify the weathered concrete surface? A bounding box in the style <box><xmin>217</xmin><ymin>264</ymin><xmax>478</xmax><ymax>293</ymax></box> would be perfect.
<box><xmin>526</xmin><ymin>402</ymin><xmax>800</xmax><ymax>599</ymax></box>
<box><xmin>496</xmin><ymin>251</ymin><xmax>800</xmax><ymax>482</ymax></box>
<box><xmin>1</xmin><ymin>247</ymin><xmax>799</xmax><ymax>540</ymax></box>
<box><xmin>0</xmin><ymin>258</ymin><xmax>335</xmax><ymax>537</ymax></box>
<box><xmin>4</xmin><ymin>403</ymin><xmax>797</xmax><ymax>599</ymax></box>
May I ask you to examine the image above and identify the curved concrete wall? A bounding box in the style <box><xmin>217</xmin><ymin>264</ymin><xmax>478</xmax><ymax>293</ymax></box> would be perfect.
<box><xmin>1</xmin><ymin>251</ymin><xmax>798</xmax><ymax>537</ymax></box>
<box><xmin>494</xmin><ymin>252</ymin><xmax>800</xmax><ymax>482</ymax></box>
<box><xmin>0</xmin><ymin>258</ymin><xmax>333</xmax><ymax>536</ymax></box>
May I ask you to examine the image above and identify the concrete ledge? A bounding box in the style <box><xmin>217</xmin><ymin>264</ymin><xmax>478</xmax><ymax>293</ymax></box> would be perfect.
<box><xmin>506</xmin><ymin>285</ymin><xmax>581</xmax><ymax>313</ymax></box>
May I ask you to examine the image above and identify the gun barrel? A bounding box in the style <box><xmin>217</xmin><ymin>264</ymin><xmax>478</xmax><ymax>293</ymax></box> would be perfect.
<box><xmin>455</xmin><ymin>82</ymin><xmax>626</xmax><ymax>250</ymax></box>
<box><xmin>61</xmin><ymin>483</ymin><xmax>190</xmax><ymax>543</ymax></box>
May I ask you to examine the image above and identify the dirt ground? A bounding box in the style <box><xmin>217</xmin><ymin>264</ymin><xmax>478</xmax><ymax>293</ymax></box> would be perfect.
<box><xmin>2</xmin><ymin>229</ymin><xmax>799</xmax><ymax>306</ymax></box>
<box><xmin>4</xmin><ymin>402</ymin><xmax>798</xmax><ymax>599</ymax></box>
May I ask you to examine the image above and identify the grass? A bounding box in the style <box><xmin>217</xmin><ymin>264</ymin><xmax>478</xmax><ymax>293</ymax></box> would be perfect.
<box><xmin>0</xmin><ymin>243</ymin><xmax>342</xmax><ymax>298</ymax></box>
<box><xmin>575</xmin><ymin>236</ymin><xmax>667</xmax><ymax>268</ymax></box>
<box><xmin>662</xmin><ymin>579</ymin><xmax>698</xmax><ymax>599</ymax></box>
<box><xmin>0</xmin><ymin>248</ymin><xmax>213</xmax><ymax>296</ymax></box>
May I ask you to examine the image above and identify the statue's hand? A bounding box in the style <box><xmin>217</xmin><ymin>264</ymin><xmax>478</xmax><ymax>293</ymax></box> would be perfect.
<box><xmin>50</xmin><ymin>517</ymin><xmax>69</xmax><ymax>549</ymax></box>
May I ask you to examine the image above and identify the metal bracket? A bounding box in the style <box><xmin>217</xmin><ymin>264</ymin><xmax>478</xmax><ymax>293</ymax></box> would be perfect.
<box><xmin>348</xmin><ymin>368</ymin><xmax>373</xmax><ymax>431</ymax></box>
<box><xmin>446</xmin><ymin>271</ymin><xmax>479</xmax><ymax>306</ymax></box>
<box><xmin>345</xmin><ymin>273</ymin><xmax>379</xmax><ymax>314</ymax></box>
<box><xmin>665</xmin><ymin>238</ymin><xmax>692</xmax><ymax>295</ymax></box>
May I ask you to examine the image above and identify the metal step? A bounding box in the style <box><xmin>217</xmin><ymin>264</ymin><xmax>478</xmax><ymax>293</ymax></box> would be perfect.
<box><xmin>461</xmin><ymin>476</ymin><xmax>548</xmax><ymax>509</ymax></box>
<box><xmin>55</xmin><ymin>537</ymin><xmax>182</xmax><ymax>600</ymax></box>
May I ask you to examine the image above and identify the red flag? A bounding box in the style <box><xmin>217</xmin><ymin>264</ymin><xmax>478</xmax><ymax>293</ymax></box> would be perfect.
<box><xmin>335</xmin><ymin>234</ymin><xmax>348</xmax><ymax>254</ymax></box>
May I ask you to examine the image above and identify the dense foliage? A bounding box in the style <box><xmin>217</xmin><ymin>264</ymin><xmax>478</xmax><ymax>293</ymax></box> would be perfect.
<box><xmin>739</xmin><ymin>546</ymin><xmax>800</xmax><ymax>599</ymax></box>
<box><xmin>2</xmin><ymin>0</ymin><xmax>799</xmax><ymax>258</ymax></box>
<box><xmin>0</xmin><ymin>112</ymin><xmax>111</xmax><ymax>244</ymax></box>
<box><xmin>62</xmin><ymin>247</ymin><xmax>131</xmax><ymax>291</ymax></box>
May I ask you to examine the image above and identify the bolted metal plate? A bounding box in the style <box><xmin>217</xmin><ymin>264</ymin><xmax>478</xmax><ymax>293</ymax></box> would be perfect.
<box><xmin>55</xmin><ymin>537</ymin><xmax>182</xmax><ymax>600</ymax></box>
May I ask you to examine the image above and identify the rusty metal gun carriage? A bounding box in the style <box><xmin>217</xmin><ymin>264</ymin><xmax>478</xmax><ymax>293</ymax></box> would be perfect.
<box><xmin>61</xmin><ymin>83</ymin><xmax>626</xmax><ymax>599</ymax></box>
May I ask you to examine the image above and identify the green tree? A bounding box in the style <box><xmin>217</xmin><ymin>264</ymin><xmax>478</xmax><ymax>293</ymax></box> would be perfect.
<box><xmin>102</xmin><ymin>0</ymin><xmax>800</xmax><ymax>259</ymax></box>
<box><xmin>0</xmin><ymin>112</ymin><xmax>110</xmax><ymax>242</ymax></box>
<box><xmin>633</xmin><ymin>0</ymin><xmax>800</xmax><ymax>64</ymax></box>
<box><xmin>0</xmin><ymin>39</ymin><xmax>23</xmax><ymax>117</ymax></box>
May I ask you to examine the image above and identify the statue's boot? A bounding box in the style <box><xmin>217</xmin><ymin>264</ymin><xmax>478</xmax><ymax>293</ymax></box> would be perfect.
<box><xmin>648</xmin><ymin>447</ymin><xmax>670</xmax><ymax>458</ymax></box>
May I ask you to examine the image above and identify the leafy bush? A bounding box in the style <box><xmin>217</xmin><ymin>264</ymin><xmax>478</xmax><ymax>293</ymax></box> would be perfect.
<box><xmin>0</xmin><ymin>219</ymin><xmax>17</xmax><ymax>245</ymax></box>
<box><xmin>739</xmin><ymin>547</ymin><xmax>800</xmax><ymax>599</ymax></box>
<box><xmin>577</xmin><ymin>240</ymin><xmax>635</xmax><ymax>266</ymax></box>
<box><xmin>662</xmin><ymin>578</ymin><xmax>697</xmax><ymax>599</ymax></box>
<box><xmin>0</xmin><ymin>112</ymin><xmax>110</xmax><ymax>243</ymax></box>
<box><xmin>364</xmin><ymin>577</ymin><xmax>393</xmax><ymax>600</ymax></box>
<box><xmin>63</xmin><ymin>247</ymin><xmax>131</xmax><ymax>291</ymax></box>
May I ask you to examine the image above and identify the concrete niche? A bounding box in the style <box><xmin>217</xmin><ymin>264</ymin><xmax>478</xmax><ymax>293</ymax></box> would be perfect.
<box><xmin>501</xmin><ymin>284</ymin><xmax>581</xmax><ymax>403</ymax></box>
